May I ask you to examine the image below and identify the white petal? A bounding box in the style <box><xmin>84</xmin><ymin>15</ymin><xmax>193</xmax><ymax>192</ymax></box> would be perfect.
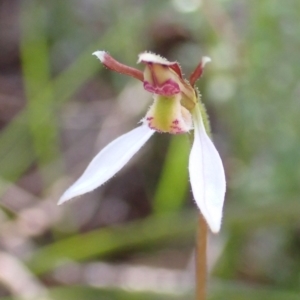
<box><xmin>58</xmin><ymin>125</ymin><xmax>155</xmax><ymax>204</ymax></box>
<box><xmin>189</xmin><ymin>105</ymin><xmax>226</xmax><ymax>233</ymax></box>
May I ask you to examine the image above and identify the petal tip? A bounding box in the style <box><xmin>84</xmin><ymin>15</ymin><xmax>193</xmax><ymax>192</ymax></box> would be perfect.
<box><xmin>57</xmin><ymin>186</ymin><xmax>82</xmax><ymax>205</ymax></box>
<box><xmin>137</xmin><ymin>52</ymin><xmax>169</xmax><ymax>65</ymax></box>
<box><xmin>208</xmin><ymin>219</ymin><xmax>221</xmax><ymax>234</ymax></box>
<box><xmin>202</xmin><ymin>56</ymin><xmax>212</xmax><ymax>66</ymax></box>
<box><xmin>92</xmin><ymin>50</ymin><xmax>107</xmax><ymax>62</ymax></box>
<box><xmin>57</xmin><ymin>199</ymin><xmax>64</xmax><ymax>206</ymax></box>
<box><xmin>57</xmin><ymin>192</ymin><xmax>72</xmax><ymax>205</ymax></box>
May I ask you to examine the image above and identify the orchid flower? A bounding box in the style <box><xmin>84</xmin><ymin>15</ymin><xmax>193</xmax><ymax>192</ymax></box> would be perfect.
<box><xmin>58</xmin><ymin>51</ymin><xmax>226</xmax><ymax>233</ymax></box>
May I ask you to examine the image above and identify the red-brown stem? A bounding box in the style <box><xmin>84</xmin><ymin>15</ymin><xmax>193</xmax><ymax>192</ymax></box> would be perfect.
<box><xmin>196</xmin><ymin>214</ymin><xmax>207</xmax><ymax>300</ymax></box>
<box><xmin>103</xmin><ymin>53</ymin><xmax>144</xmax><ymax>82</ymax></box>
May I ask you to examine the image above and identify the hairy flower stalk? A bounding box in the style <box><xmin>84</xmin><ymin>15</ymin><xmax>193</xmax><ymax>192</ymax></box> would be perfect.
<box><xmin>58</xmin><ymin>51</ymin><xmax>226</xmax><ymax>233</ymax></box>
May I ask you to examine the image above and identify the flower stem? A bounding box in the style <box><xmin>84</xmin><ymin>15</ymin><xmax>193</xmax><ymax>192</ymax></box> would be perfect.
<box><xmin>196</xmin><ymin>214</ymin><xmax>208</xmax><ymax>300</ymax></box>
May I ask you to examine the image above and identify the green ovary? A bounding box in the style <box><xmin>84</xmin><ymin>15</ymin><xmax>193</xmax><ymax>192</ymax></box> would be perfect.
<box><xmin>145</xmin><ymin>95</ymin><xmax>192</xmax><ymax>134</ymax></box>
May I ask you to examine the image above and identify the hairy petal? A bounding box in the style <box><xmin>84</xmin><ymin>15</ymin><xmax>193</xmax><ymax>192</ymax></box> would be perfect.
<box><xmin>93</xmin><ymin>51</ymin><xmax>144</xmax><ymax>82</ymax></box>
<box><xmin>58</xmin><ymin>125</ymin><xmax>155</xmax><ymax>204</ymax></box>
<box><xmin>189</xmin><ymin>56</ymin><xmax>211</xmax><ymax>87</ymax></box>
<box><xmin>189</xmin><ymin>104</ymin><xmax>226</xmax><ymax>233</ymax></box>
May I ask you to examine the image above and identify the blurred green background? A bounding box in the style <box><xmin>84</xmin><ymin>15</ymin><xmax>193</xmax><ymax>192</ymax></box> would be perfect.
<box><xmin>0</xmin><ymin>0</ymin><xmax>300</xmax><ymax>299</ymax></box>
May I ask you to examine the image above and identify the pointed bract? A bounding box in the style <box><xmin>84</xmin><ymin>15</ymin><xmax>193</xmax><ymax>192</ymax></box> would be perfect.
<box><xmin>58</xmin><ymin>125</ymin><xmax>154</xmax><ymax>204</ymax></box>
<box><xmin>189</xmin><ymin>104</ymin><xmax>226</xmax><ymax>233</ymax></box>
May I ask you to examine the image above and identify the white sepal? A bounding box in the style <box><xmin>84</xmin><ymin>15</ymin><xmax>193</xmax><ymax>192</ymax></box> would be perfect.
<box><xmin>58</xmin><ymin>125</ymin><xmax>155</xmax><ymax>204</ymax></box>
<box><xmin>189</xmin><ymin>104</ymin><xmax>226</xmax><ymax>233</ymax></box>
